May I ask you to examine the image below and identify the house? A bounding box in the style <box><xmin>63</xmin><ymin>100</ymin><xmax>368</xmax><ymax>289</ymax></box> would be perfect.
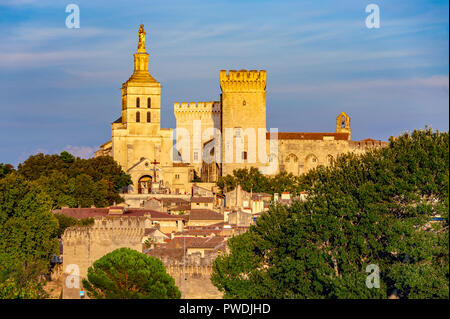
<box><xmin>142</xmin><ymin>197</ymin><xmax>163</xmax><ymax>210</ymax></box>
<box><xmin>191</xmin><ymin>197</ymin><xmax>215</xmax><ymax>210</ymax></box>
<box><xmin>228</xmin><ymin>210</ymin><xmax>253</xmax><ymax>227</ymax></box>
<box><xmin>161</xmin><ymin>197</ymin><xmax>190</xmax><ymax>212</ymax></box>
<box><xmin>192</xmin><ymin>184</ymin><xmax>215</xmax><ymax>197</ymax></box>
<box><xmin>142</xmin><ymin>227</ymin><xmax>170</xmax><ymax>246</ymax></box>
<box><xmin>163</xmin><ymin>236</ymin><xmax>226</xmax><ymax>257</ymax></box>
<box><xmin>188</xmin><ymin>209</ymin><xmax>224</xmax><ymax>227</ymax></box>
<box><xmin>167</xmin><ymin>203</ymin><xmax>191</xmax><ymax>215</ymax></box>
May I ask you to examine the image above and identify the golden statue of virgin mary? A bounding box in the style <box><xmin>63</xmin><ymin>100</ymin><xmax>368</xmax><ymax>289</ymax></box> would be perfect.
<box><xmin>138</xmin><ymin>24</ymin><xmax>146</xmax><ymax>51</ymax></box>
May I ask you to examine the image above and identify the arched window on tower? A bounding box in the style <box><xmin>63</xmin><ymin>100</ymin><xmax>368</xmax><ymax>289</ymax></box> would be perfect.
<box><xmin>136</xmin><ymin>97</ymin><xmax>140</xmax><ymax>108</ymax></box>
<box><xmin>147</xmin><ymin>112</ymin><xmax>151</xmax><ymax>123</ymax></box>
<box><xmin>341</xmin><ymin>115</ymin><xmax>346</xmax><ymax>128</ymax></box>
<box><xmin>147</xmin><ymin>97</ymin><xmax>151</xmax><ymax>108</ymax></box>
<box><xmin>136</xmin><ymin>111</ymin><xmax>140</xmax><ymax>122</ymax></box>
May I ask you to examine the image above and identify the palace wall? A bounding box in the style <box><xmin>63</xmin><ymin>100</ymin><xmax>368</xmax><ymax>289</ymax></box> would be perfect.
<box><xmin>148</xmin><ymin>249</ymin><xmax>223</xmax><ymax>299</ymax></box>
<box><xmin>274</xmin><ymin>138</ymin><xmax>388</xmax><ymax>175</ymax></box>
<box><xmin>61</xmin><ymin>216</ymin><xmax>147</xmax><ymax>299</ymax></box>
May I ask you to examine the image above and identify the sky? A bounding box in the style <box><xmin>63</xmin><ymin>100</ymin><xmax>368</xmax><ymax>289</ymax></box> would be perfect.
<box><xmin>0</xmin><ymin>0</ymin><xmax>448</xmax><ymax>167</ymax></box>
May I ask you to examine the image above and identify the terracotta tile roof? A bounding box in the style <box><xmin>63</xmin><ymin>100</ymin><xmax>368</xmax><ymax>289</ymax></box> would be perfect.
<box><xmin>174</xmin><ymin>229</ymin><xmax>222</xmax><ymax>236</ymax></box>
<box><xmin>144</xmin><ymin>228</ymin><xmax>170</xmax><ymax>237</ymax></box>
<box><xmin>161</xmin><ymin>197</ymin><xmax>189</xmax><ymax>206</ymax></box>
<box><xmin>55</xmin><ymin>207</ymin><xmax>185</xmax><ymax>220</ymax></box>
<box><xmin>146</xmin><ymin>210</ymin><xmax>186</xmax><ymax>220</ymax></box>
<box><xmin>145</xmin><ymin>197</ymin><xmax>162</xmax><ymax>202</ymax></box>
<box><xmin>146</xmin><ymin>247</ymin><xmax>184</xmax><ymax>259</ymax></box>
<box><xmin>268</xmin><ymin>132</ymin><xmax>350</xmax><ymax>140</ymax></box>
<box><xmin>189</xmin><ymin>209</ymin><xmax>223</xmax><ymax>221</ymax></box>
<box><xmin>191</xmin><ymin>196</ymin><xmax>214</xmax><ymax>203</ymax></box>
<box><xmin>173</xmin><ymin>162</ymin><xmax>190</xmax><ymax>167</ymax></box>
<box><xmin>189</xmin><ymin>236</ymin><xmax>225</xmax><ymax>248</ymax></box>
<box><xmin>165</xmin><ymin>236</ymin><xmax>225</xmax><ymax>249</ymax></box>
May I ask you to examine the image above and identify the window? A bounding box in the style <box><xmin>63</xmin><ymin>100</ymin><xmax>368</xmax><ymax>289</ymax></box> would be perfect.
<box><xmin>193</xmin><ymin>152</ymin><xmax>199</xmax><ymax>161</ymax></box>
<box><xmin>175</xmin><ymin>174</ymin><xmax>180</xmax><ymax>179</ymax></box>
<box><xmin>147</xmin><ymin>112</ymin><xmax>151</xmax><ymax>123</ymax></box>
<box><xmin>136</xmin><ymin>97</ymin><xmax>140</xmax><ymax>108</ymax></box>
<box><xmin>235</xmin><ymin>128</ymin><xmax>241</xmax><ymax>138</ymax></box>
<box><xmin>243</xmin><ymin>100</ymin><xmax>246</xmax><ymax>106</ymax></box>
<box><xmin>136</xmin><ymin>111</ymin><xmax>140</xmax><ymax>122</ymax></box>
<box><xmin>147</xmin><ymin>97</ymin><xmax>151</xmax><ymax>108</ymax></box>
<box><xmin>242</xmin><ymin>151</ymin><xmax>247</xmax><ymax>160</ymax></box>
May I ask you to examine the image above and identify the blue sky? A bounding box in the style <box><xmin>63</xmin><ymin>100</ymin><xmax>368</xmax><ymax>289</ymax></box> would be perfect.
<box><xmin>0</xmin><ymin>0</ymin><xmax>448</xmax><ymax>166</ymax></box>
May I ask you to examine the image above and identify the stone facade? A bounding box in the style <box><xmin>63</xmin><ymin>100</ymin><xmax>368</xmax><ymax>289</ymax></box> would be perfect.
<box><xmin>147</xmin><ymin>248</ymin><xmax>223</xmax><ymax>299</ymax></box>
<box><xmin>95</xmin><ymin>25</ymin><xmax>387</xmax><ymax>195</ymax></box>
<box><xmin>61</xmin><ymin>216</ymin><xmax>146</xmax><ymax>298</ymax></box>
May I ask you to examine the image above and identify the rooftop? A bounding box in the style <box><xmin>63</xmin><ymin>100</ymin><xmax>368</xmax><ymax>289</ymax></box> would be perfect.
<box><xmin>189</xmin><ymin>209</ymin><xmax>223</xmax><ymax>221</ymax></box>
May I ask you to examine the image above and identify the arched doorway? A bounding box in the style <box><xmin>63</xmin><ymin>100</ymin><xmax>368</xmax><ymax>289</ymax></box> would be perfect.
<box><xmin>138</xmin><ymin>175</ymin><xmax>152</xmax><ymax>194</ymax></box>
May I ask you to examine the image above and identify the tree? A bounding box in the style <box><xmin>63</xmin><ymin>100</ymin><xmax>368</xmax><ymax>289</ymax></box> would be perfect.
<box><xmin>0</xmin><ymin>173</ymin><xmax>59</xmax><ymax>298</ymax></box>
<box><xmin>212</xmin><ymin>129</ymin><xmax>449</xmax><ymax>299</ymax></box>
<box><xmin>0</xmin><ymin>163</ymin><xmax>13</xmax><ymax>179</ymax></box>
<box><xmin>217</xmin><ymin>167</ymin><xmax>300</xmax><ymax>195</ymax></box>
<box><xmin>82</xmin><ymin>248</ymin><xmax>181</xmax><ymax>299</ymax></box>
<box><xmin>53</xmin><ymin>213</ymin><xmax>94</xmax><ymax>237</ymax></box>
<box><xmin>17</xmin><ymin>152</ymin><xmax>132</xmax><ymax>208</ymax></box>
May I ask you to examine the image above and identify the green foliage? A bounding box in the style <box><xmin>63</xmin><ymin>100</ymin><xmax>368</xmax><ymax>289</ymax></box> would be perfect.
<box><xmin>0</xmin><ymin>163</ymin><xmax>14</xmax><ymax>179</ymax></box>
<box><xmin>0</xmin><ymin>277</ymin><xmax>48</xmax><ymax>299</ymax></box>
<box><xmin>82</xmin><ymin>248</ymin><xmax>181</xmax><ymax>299</ymax></box>
<box><xmin>16</xmin><ymin>152</ymin><xmax>132</xmax><ymax>208</ymax></box>
<box><xmin>212</xmin><ymin>128</ymin><xmax>449</xmax><ymax>299</ymax></box>
<box><xmin>0</xmin><ymin>173</ymin><xmax>59</xmax><ymax>298</ymax></box>
<box><xmin>217</xmin><ymin>167</ymin><xmax>300</xmax><ymax>194</ymax></box>
<box><xmin>53</xmin><ymin>213</ymin><xmax>94</xmax><ymax>237</ymax></box>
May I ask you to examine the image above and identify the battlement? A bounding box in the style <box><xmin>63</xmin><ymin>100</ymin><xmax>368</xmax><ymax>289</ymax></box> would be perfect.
<box><xmin>174</xmin><ymin>101</ymin><xmax>221</xmax><ymax>113</ymax></box>
<box><xmin>220</xmin><ymin>69</ymin><xmax>267</xmax><ymax>92</ymax></box>
<box><xmin>62</xmin><ymin>216</ymin><xmax>147</xmax><ymax>244</ymax></box>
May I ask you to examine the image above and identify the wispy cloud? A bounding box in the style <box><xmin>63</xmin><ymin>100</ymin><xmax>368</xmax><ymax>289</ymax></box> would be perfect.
<box><xmin>63</xmin><ymin>145</ymin><xmax>95</xmax><ymax>158</ymax></box>
<box><xmin>272</xmin><ymin>75</ymin><xmax>449</xmax><ymax>94</ymax></box>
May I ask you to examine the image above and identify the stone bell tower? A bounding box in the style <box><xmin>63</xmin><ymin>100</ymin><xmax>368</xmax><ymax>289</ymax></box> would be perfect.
<box><xmin>111</xmin><ymin>25</ymin><xmax>172</xmax><ymax>184</ymax></box>
<box><xmin>336</xmin><ymin>111</ymin><xmax>351</xmax><ymax>140</ymax></box>
<box><xmin>120</xmin><ymin>24</ymin><xmax>161</xmax><ymax>136</ymax></box>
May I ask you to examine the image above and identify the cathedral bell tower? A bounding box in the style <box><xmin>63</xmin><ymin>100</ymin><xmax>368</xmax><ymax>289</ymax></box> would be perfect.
<box><xmin>120</xmin><ymin>24</ymin><xmax>161</xmax><ymax>135</ymax></box>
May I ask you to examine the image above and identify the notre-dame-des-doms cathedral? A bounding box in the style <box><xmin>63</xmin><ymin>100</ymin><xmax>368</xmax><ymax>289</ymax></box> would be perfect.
<box><xmin>95</xmin><ymin>25</ymin><xmax>387</xmax><ymax>195</ymax></box>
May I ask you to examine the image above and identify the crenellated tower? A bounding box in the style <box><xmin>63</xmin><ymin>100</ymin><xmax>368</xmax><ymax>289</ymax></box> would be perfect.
<box><xmin>174</xmin><ymin>101</ymin><xmax>221</xmax><ymax>176</ymax></box>
<box><xmin>219</xmin><ymin>69</ymin><xmax>267</xmax><ymax>175</ymax></box>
